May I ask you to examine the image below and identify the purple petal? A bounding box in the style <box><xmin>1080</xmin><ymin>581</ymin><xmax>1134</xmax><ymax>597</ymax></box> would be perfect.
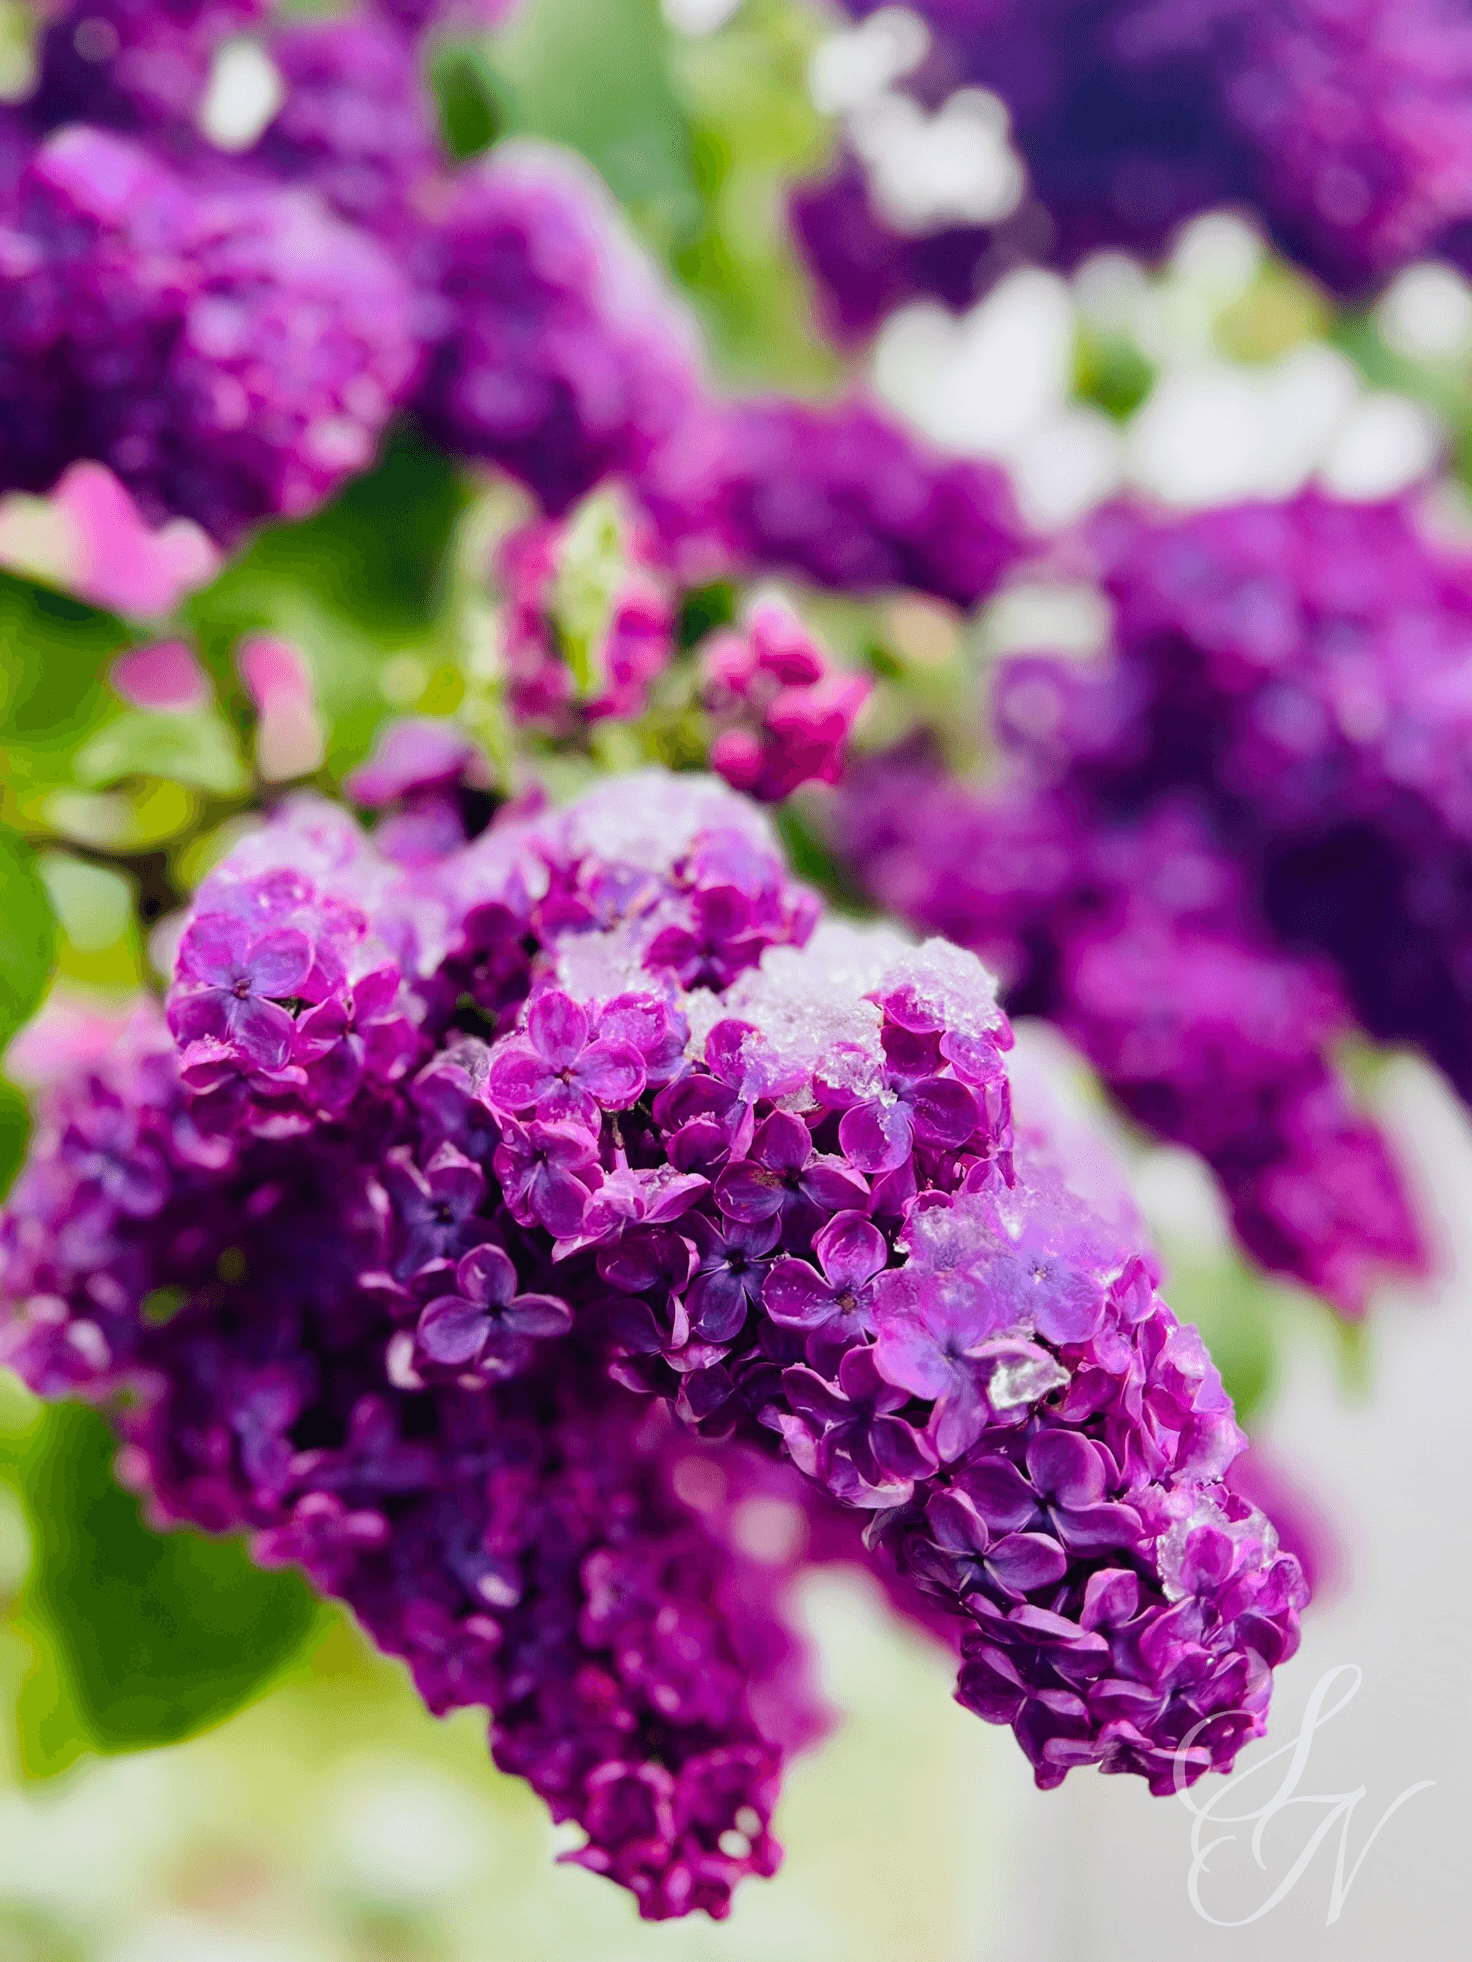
<box><xmin>503</xmin><ymin>1292</ymin><xmax>575</xmax><ymax>1339</ymax></box>
<box><xmin>245</xmin><ymin>928</ymin><xmax>313</xmax><ymax>998</ymax></box>
<box><xmin>725</xmin><ymin>1212</ymin><xmax>782</xmax><ymax>1258</ymax></box>
<box><xmin>751</xmin><ymin>1110</ymin><xmax>811</xmax><ymax>1174</ymax></box>
<box><xmin>168</xmin><ymin>986</ymin><xmax>232</xmax><ymax>1050</ymax></box>
<box><xmin>872</xmin><ymin>1315</ymin><xmax>949</xmax><ymax>1400</ymax></box>
<box><xmin>453</xmin><ymin>1242</ymin><xmax>518</xmax><ymax>1308</ymax></box>
<box><xmin>926</xmin><ymin>1487</ymin><xmax>990</xmax><ymax>1556</ymax></box>
<box><xmin>814</xmin><ymin>1210</ymin><xmax>887</xmax><ymax>1291</ymax></box>
<box><xmin>529</xmin><ymin>1164</ymin><xmax>594</xmax><ymax>1238</ymax></box>
<box><xmin>685</xmin><ymin>1266</ymin><xmax>750</xmax><ymax>1343</ymax></box>
<box><xmin>907</xmin><ymin>1075</ymin><xmax>980</xmax><ymax>1150</ymax></box>
<box><xmin>177</xmin><ymin>912</ymin><xmax>251</xmax><ymax>986</ymax></box>
<box><xmin>961</xmin><ymin>1457</ymin><xmax>1038</xmax><ymax>1534</ymax></box>
<box><xmin>838</xmin><ymin>1098</ymin><xmax>913</xmax><ymax>1174</ymax></box>
<box><xmin>598</xmin><ymin>1226</ymin><xmax>695</xmax><ymax>1294</ymax></box>
<box><xmin>762</xmin><ymin>1257</ymin><xmax>837</xmax><ymax>1330</ymax></box>
<box><xmin>985</xmin><ymin>1532</ymin><xmax>1070</xmax><ymax>1595</ymax></box>
<box><xmin>869</xmin><ymin>1413</ymin><xmax>939</xmax><ymax>1481</ymax></box>
<box><xmin>1025</xmin><ymin>1430</ymin><xmax>1107</xmax><ymax>1508</ymax></box>
<box><xmin>779</xmin><ymin>1362</ymin><xmax>851</xmax><ymax>1427</ymax></box>
<box><xmin>640</xmin><ymin>1170</ymin><xmax>710</xmax><ymax>1224</ymax></box>
<box><xmin>712</xmin><ymin>1158</ymin><xmax>783</xmax><ymax>1223</ymax></box>
<box><xmin>573</xmin><ymin>1040</ymin><xmax>645</xmax><ymax>1108</ymax></box>
<box><xmin>931</xmin><ymin>1371</ymin><xmax>988</xmax><ymax>1461</ymax></box>
<box><xmin>535</xmin><ymin>1081</ymin><xmax>600</xmax><ymax>1129</ymax></box>
<box><xmin>1054</xmin><ymin>1500</ymin><xmax>1144</xmax><ymax>1555</ymax></box>
<box><xmin>834</xmin><ymin>1342</ymin><xmax>897</xmax><ymax>1407</ymax></box>
<box><xmin>703</xmin><ymin>1019</ymin><xmax>757</xmax><ymax>1089</ymax></box>
<box><xmin>527</xmin><ymin>990</ymin><xmax>588</xmax><ymax>1067</ymax></box>
<box><xmin>227</xmin><ymin>994</ymin><xmax>297</xmax><ymax>1071</ymax></box>
<box><xmin>475</xmin><ymin>1331</ymin><xmax>537</xmax><ymax>1382</ymax></box>
<box><xmin>292</xmin><ymin>996</ymin><xmax>348</xmax><ymax>1061</ymax></box>
<box><xmin>487</xmin><ymin>1043</ymin><xmax>556</xmax><ymax>1111</ymax></box>
<box><xmin>800</xmin><ymin>1157</ymin><xmax>870</xmax><ymax>1214</ymax></box>
<box><xmin>426</xmin><ymin>1152</ymin><xmax>486</xmax><ymax>1217</ymax></box>
<box><xmin>417</xmin><ymin>1295</ymin><xmax>489</xmax><ymax>1367</ymax></box>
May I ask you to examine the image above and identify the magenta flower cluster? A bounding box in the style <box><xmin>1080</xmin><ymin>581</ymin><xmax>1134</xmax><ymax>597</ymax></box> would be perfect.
<box><xmin>701</xmin><ymin>595</ymin><xmax>872</xmax><ymax>804</ymax></box>
<box><xmin>797</xmin><ymin>0</ymin><xmax>1472</xmax><ymax>341</ymax></box>
<box><xmin>1</xmin><ymin>767</ymin><xmax>1304</xmax><ymax>1913</ymax></box>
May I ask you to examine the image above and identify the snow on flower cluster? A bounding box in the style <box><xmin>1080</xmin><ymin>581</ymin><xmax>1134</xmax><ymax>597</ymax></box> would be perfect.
<box><xmin>0</xmin><ymin>765</ymin><xmax>1305</xmax><ymax>1914</ymax></box>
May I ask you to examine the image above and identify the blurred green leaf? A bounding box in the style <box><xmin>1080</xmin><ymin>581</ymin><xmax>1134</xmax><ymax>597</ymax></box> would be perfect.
<box><xmin>431</xmin><ymin>38</ymin><xmax>507</xmax><ymax>161</ymax></box>
<box><xmin>676</xmin><ymin>580</ymin><xmax>735</xmax><ymax>649</ymax></box>
<box><xmin>73</xmin><ymin>711</ymin><xmax>246</xmax><ymax>796</ymax></box>
<box><xmin>775</xmin><ymin>799</ymin><xmax>871</xmax><ymax>915</ymax></box>
<box><xmin>0</xmin><ymin>829</ymin><xmax>56</xmax><ymax>1048</ymax></box>
<box><xmin>0</xmin><ymin>1075</ymin><xmax>29</xmax><ymax>1202</ymax></box>
<box><xmin>490</xmin><ymin>0</ymin><xmax>702</xmax><ymax>249</ymax></box>
<box><xmin>6</xmin><ymin>1402</ymin><xmax>323</xmax><ymax>1775</ymax></box>
<box><xmin>1073</xmin><ymin>324</ymin><xmax>1155</xmax><ymax>422</ymax></box>
<box><xmin>0</xmin><ymin>574</ymin><xmax>122</xmax><ymax>748</ymax></box>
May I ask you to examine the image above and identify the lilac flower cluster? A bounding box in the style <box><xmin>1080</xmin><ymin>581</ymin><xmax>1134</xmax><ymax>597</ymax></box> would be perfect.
<box><xmin>638</xmin><ymin>397</ymin><xmax>1024</xmax><ymax>608</ymax></box>
<box><xmin>797</xmin><ymin>1</ymin><xmax>1472</xmax><ymax>341</ymax></box>
<box><xmin>414</xmin><ymin>143</ymin><xmax>705</xmax><ymax>518</ymax></box>
<box><xmin>0</xmin><ymin>121</ymin><xmax>421</xmax><ymax>538</ymax></box>
<box><xmin>1</xmin><ymin>3</ymin><xmax>1030</xmax><ymax>605</ymax></box>
<box><xmin>26</xmin><ymin>0</ymin><xmax>269</xmax><ymax>138</ymax></box>
<box><xmin>493</xmin><ymin>502</ymin><xmax>677</xmax><ymax>730</ymax></box>
<box><xmin>1</xmin><ymin>765</ymin><xmax>1303</xmax><ymax>1904</ymax></box>
<box><xmin>701</xmin><ymin>594</ymin><xmax>872</xmax><ymax>803</ymax></box>
<box><xmin>838</xmin><ymin>743</ymin><xmax>1425</xmax><ymax>1313</ymax></box>
<box><xmin>247</xmin><ymin>15</ymin><xmax>443</xmax><ymax>241</ymax></box>
<box><xmin>1046</xmin><ymin>493</ymin><xmax>1472</xmax><ymax>1117</ymax></box>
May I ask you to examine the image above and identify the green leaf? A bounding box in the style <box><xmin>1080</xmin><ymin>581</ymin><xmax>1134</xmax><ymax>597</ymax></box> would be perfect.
<box><xmin>431</xmin><ymin>39</ymin><xmax>507</xmax><ymax>161</ymax></box>
<box><xmin>0</xmin><ymin>829</ymin><xmax>56</xmax><ymax>1047</ymax></box>
<box><xmin>0</xmin><ymin>1075</ymin><xmax>30</xmax><ymax>1202</ymax></box>
<box><xmin>73</xmin><ymin>710</ymin><xmax>247</xmax><ymax>796</ymax></box>
<box><xmin>489</xmin><ymin>0</ymin><xmax>702</xmax><ymax>249</ymax></box>
<box><xmin>8</xmin><ymin>1402</ymin><xmax>323</xmax><ymax>1774</ymax></box>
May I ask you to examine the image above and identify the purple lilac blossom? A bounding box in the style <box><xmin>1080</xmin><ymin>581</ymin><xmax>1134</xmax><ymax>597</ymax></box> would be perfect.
<box><xmin>700</xmin><ymin>594</ymin><xmax>872</xmax><ymax>804</ymax></box>
<box><xmin>0</xmin><ymin>125</ymin><xmax>420</xmax><ymax>538</ymax></box>
<box><xmin>248</xmin><ymin>15</ymin><xmax>443</xmax><ymax>240</ymax></box>
<box><xmin>637</xmin><ymin>396</ymin><xmax>1025</xmax><ymax>607</ymax></box>
<box><xmin>836</xmin><ymin>740</ymin><xmax>1425</xmax><ymax>1314</ymax></box>
<box><xmin>1043</xmin><ymin>493</ymin><xmax>1472</xmax><ymax>1115</ymax></box>
<box><xmin>1</xmin><ymin>769</ymin><xmax>1303</xmax><ymax>1910</ymax></box>
<box><xmin>494</xmin><ymin>508</ymin><xmax>678</xmax><ymax>730</ymax></box>
<box><xmin>797</xmin><ymin>1</ymin><xmax>1472</xmax><ymax>340</ymax></box>
<box><xmin>345</xmin><ymin>717</ymin><xmax>501</xmax><ymax>870</ymax></box>
<box><xmin>27</xmin><ymin>0</ymin><xmax>268</xmax><ymax>139</ymax></box>
<box><xmin>414</xmin><ymin>141</ymin><xmax>704</xmax><ymax>516</ymax></box>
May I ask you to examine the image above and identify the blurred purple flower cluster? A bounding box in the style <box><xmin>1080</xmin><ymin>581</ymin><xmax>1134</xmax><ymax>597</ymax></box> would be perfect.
<box><xmin>1</xmin><ymin>766</ymin><xmax>1305</xmax><ymax>1910</ymax></box>
<box><xmin>836</xmin><ymin>490</ymin><xmax>1472</xmax><ymax>1311</ymax></box>
<box><xmin>0</xmin><ymin>0</ymin><xmax>1024</xmax><ymax>600</ymax></box>
<box><xmin>797</xmin><ymin>0</ymin><xmax>1472</xmax><ymax>341</ymax></box>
